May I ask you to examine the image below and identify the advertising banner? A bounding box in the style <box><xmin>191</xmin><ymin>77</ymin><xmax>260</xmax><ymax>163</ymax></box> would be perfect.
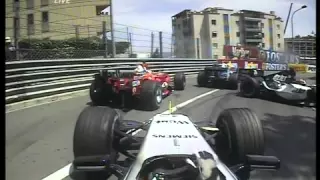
<box><xmin>288</xmin><ymin>64</ymin><xmax>307</xmax><ymax>72</ymax></box>
<box><xmin>223</xmin><ymin>45</ymin><xmax>300</xmax><ymax>64</ymax></box>
<box><xmin>263</xmin><ymin>63</ymin><xmax>288</xmax><ymax>71</ymax></box>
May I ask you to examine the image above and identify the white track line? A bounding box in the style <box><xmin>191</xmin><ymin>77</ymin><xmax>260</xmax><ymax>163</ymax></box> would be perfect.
<box><xmin>41</xmin><ymin>89</ymin><xmax>220</xmax><ymax>180</ymax></box>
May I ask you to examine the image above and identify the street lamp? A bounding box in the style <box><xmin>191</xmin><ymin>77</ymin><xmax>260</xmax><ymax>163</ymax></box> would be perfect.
<box><xmin>291</xmin><ymin>5</ymin><xmax>307</xmax><ymax>54</ymax></box>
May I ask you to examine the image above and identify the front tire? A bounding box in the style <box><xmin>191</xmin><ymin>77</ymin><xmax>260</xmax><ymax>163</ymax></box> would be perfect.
<box><xmin>72</xmin><ymin>106</ymin><xmax>121</xmax><ymax>180</ymax></box>
<box><xmin>215</xmin><ymin>108</ymin><xmax>265</xmax><ymax>165</ymax></box>
<box><xmin>240</xmin><ymin>76</ymin><xmax>260</xmax><ymax>98</ymax></box>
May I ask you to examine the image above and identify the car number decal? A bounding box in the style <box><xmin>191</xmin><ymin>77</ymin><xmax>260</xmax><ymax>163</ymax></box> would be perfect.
<box><xmin>132</xmin><ymin>80</ymin><xmax>140</xmax><ymax>87</ymax></box>
<box><xmin>273</xmin><ymin>74</ymin><xmax>287</xmax><ymax>81</ymax></box>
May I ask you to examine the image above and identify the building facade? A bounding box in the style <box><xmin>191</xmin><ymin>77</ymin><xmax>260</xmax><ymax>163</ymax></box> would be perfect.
<box><xmin>6</xmin><ymin>0</ymin><xmax>110</xmax><ymax>41</ymax></box>
<box><xmin>284</xmin><ymin>35</ymin><xmax>316</xmax><ymax>58</ymax></box>
<box><xmin>172</xmin><ymin>8</ymin><xmax>284</xmax><ymax>59</ymax></box>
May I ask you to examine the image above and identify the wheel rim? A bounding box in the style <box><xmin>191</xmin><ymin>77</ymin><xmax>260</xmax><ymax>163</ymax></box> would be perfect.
<box><xmin>156</xmin><ymin>88</ymin><xmax>162</xmax><ymax>103</ymax></box>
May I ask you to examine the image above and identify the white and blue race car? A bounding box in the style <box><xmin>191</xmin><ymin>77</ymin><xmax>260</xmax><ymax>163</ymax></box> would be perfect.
<box><xmin>197</xmin><ymin>64</ymin><xmax>238</xmax><ymax>90</ymax></box>
<box><xmin>239</xmin><ymin>70</ymin><xmax>316</xmax><ymax>106</ymax></box>
<box><xmin>70</xmin><ymin>105</ymin><xmax>280</xmax><ymax>180</ymax></box>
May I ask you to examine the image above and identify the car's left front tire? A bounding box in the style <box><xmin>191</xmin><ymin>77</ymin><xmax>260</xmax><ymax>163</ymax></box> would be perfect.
<box><xmin>72</xmin><ymin>106</ymin><xmax>121</xmax><ymax>180</ymax></box>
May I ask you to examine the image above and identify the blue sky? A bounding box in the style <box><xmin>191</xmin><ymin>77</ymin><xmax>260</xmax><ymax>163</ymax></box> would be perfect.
<box><xmin>105</xmin><ymin>0</ymin><xmax>315</xmax><ymax>53</ymax></box>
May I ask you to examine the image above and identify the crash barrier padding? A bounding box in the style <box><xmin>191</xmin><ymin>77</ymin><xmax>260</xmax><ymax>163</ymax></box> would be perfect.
<box><xmin>288</xmin><ymin>64</ymin><xmax>308</xmax><ymax>73</ymax></box>
<box><xmin>307</xmin><ymin>65</ymin><xmax>316</xmax><ymax>73</ymax></box>
<box><xmin>5</xmin><ymin>58</ymin><xmax>216</xmax><ymax>104</ymax></box>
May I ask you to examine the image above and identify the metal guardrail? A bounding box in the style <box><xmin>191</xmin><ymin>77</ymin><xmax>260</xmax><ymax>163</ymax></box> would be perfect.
<box><xmin>5</xmin><ymin>58</ymin><xmax>215</xmax><ymax>104</ymax></box>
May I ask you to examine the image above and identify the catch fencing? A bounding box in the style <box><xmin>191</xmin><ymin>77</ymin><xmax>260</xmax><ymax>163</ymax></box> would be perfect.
<box><xmin>6</xmin><ymin>58</ymin><xmax>214</xmax><ymax>104</ymax></box>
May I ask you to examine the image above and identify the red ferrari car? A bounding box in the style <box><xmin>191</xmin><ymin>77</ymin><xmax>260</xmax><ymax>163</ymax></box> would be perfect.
<box><xmin>89</xmin><ymin>70</ymin><xmax>186</xmax><ymax>110</ymax></box>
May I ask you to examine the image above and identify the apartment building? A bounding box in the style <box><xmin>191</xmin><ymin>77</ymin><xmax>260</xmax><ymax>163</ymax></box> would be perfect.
<box><xmin>284</xmin><ymin>35</ymin><xmax>316</xmax><ymax>58</ymax></box>
<box><xmin>6</xmin><ymin>0</ymin><xmax>110</xmax><ymax>40</ymax></box>
<box><xmin>172</xmin><ymin>8</ymin><xmax>284</xmax><ymax>59</ymax></box>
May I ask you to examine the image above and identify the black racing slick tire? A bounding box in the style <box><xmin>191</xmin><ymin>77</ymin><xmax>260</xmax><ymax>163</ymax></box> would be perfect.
<box><xmin>140</xmin><ymin>80</ymin><xmax>163</xmax><ymax>111</ymax></box>
<box><xmin>228</xmin><ymin>73</ymin><xmax>238</xmax><ymax>90</ymax></box>
<box><xmin>197</xmin><ymin>71</ymin><xmax>207</xmax><ymax>87</ymax></box>
<box><xmin>174</xmin><ymin>72</ymin><xmax>186</xmax><ymax>90</ymax></box>
<box><xmin>240</xmin><ymin>76</ymin><xmax>260</xmax><ymax>98</ymax></box>
<box><xmin>72</xmin><ymin>106</ymin><xmax>121</xmax><ymax>180</ymax></box>
<box><xmin>215</xmin><ymin>108</ymin><xmax>265</xmax><ymax>167</ymax></box>
<box><xmin>89</xmin><ymin>75</ymin><xmax>110</xmax><ymax>105</ymax></box>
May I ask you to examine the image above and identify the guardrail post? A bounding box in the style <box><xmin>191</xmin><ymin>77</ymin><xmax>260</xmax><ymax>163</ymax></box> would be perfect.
<box><xmin>159</xmin><ymin>31</ymin><xmax>163</xmax><ymax>58</ymax></box>
<box><xmin>102</xmin><ymin>21</ymin><xmax>108</xmax><ymax>58</ymax></box>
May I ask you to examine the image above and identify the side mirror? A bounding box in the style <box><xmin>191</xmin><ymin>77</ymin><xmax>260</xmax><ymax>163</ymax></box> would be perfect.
<box><xmin>245</xmin><ymin>155</ymin><xmax>280</xmax><ymax>170</ymax></box>
<box><xmin>73</xmin><ymin>155</ymin><xmax>111</xmax><ymax>171</ymax></box>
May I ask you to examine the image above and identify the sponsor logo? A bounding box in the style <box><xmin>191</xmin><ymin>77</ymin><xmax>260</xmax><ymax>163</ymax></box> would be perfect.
<box><xmin>264</xmin><ymin>63</ymin><xmax>288</xmax><ymax>71</ymax></box>
<box><xmin>152</xmin><ymin>134</ymin><xmax>198</xmax><ymax>138</ymax></box>
<box><xmin>155</xmin><ymin>120</ymin><xmax>190</xmax><ymax>124</ymax></box>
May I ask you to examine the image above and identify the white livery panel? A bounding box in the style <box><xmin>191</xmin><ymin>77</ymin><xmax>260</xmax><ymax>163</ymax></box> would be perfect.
<box><xmin>124</xmin><ymin>114</ymin><xmax>238</xmax><ymax>180</ymax></box>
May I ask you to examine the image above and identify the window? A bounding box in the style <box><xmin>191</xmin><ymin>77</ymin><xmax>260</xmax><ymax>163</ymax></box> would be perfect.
<box><xmin>276</xmin><ymin>24</ymin><xmax>280</xmax><ymax>29</ymax></box>
<box><xmin>277</xmin><ymin>43</ymin><xmax>281</xmax><ymax>48</ymax></box>
<box><xmin>211</xmin><ymin>19</ymin><xmax>216</xmax><ymax>25</ymax></box>
<box><xmin>96</xmin><ymin>5</ymin><xmax>108</xmax><ymax>15</ymax></box>
<box><xmin>27</xmin><ymin>14</ymin><xmax>34</xmax><ymax>25</ymax></box>
<box><xmin>277</xmin><ymin>34</ymin><xmax>280</xmax><ymax>38</ymax></box>
<box><xmin>223</xmin><ymin>14</ymin><xmax>228</xmax><ymax>23</ymax></box>
<box><xmin>225</xmin><ymin>37</ymin><xmax>230</xmax><ymax>45</ymax></box>
<box><xmin>224</xmin><ymin>25</ymin><xmax>229</xmax><ymax>33</ymax></box>
<box><xmin>41</xmin><ymin>0</ymin><xmax>48</xmax><ymax>7</ymax></box>
<box><xmin>42</xmin><ymin>11</ymin><xmax>49</xmax><ymax>32</ymax></box>
<box><xmin>261</xmin><ymin>33</ymin><xmax>264</xmax><ymax>38</ymax></box>
<box><xmin>26</xmin><ymin>0</ymin><xmax>34</xmax><ymax>9</ymax></box>
<box><xmin>236</xmin><ymin>32</ymin><xmax>240</xmax><ymax>37</ymax></box>
<box><xmin>236</xmin><ymin>21</ymin><xmax>239</xmax><ymax>26</ymax></box>
<box><xmin>212</xmin><ymin>43</ymin><xmax>218</xmax><ymax>48</ymax></box>
<box><xmin>262</xmin><ymin>43</ymin><xmax>265</xmax><ymax>48</ymax></box>
<box><xmin>13</xmin><ymin>0</ymin><xmax>20</xmax><ymax>11</ymax></box>
<box><xmin>213</xmin><ymin>55</ymin><xmax>218</xmax><ymax>59</ymax></box>
<box><xmin>261</xmin><ymin>23</ymin><xmax>264</xmax><ymax>28</ymax></box>
<box><xmin>42</xmin><ymin>11</ymin><xmax>49</xmax><ymax>22</ymax></box>
<box><xmin>27</xmin><ymin>14</ymin><xmax>34</xmax><ymax>35</ymax></box>
<box><xmin>212</xmin><ymin>32</ymin><xmax>217</xmax><ymax>38</ymax></box>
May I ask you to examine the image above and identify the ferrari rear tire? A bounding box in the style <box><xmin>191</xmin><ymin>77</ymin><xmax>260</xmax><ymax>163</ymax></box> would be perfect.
<box><xmin>72</xmin><ymin>106</ymin><xmax>121</xmax><ymax>180</ymax></box>
<box><xmin>174</xmin><ymin>72</ymin><xmax>186</xmax><ymax>90</ymax></box>
<box><xmin>197</xmin><ymin>71</ymin><xmax>207</xmax><ymax>87</ymax></box>
<box><xmin>140</xmin><ymin>80</ymin><xmax>163</xmax><ymax>111</ymax></box>
<box><xmin>89</xmin><ymin>75</ymin><xmax>110</xmax><ymax>106</ymax></box>
<box><xmin>215</xmin><ymin>108</ymin><xmax>265</xmax><ymax>167</ymax></box>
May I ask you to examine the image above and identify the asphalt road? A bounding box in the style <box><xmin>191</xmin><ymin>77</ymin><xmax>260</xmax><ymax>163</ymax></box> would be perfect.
<box><xmin>6</xmin><ymin>74</ymin><xmax>316</xmax><ymax>180</ymax></box>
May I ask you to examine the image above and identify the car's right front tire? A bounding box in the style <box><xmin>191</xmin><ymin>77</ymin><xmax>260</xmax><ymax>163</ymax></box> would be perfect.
<box><xmin>214</xmin><ymin>108</ymin><xmax>265</xmax><ymax>179</ymax></box>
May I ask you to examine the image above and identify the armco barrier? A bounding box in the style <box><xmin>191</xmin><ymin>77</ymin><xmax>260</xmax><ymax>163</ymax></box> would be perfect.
<box><xmin>5</xmin><ymin>58</ymin><xmax>215</xmax><ymax>104</ymax></box>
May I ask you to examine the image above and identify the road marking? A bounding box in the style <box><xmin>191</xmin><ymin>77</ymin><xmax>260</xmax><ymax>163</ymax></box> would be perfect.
<box><xmin>41</xmin><ymin>88</ymin><xmax>220</xmax><ymax>180</ymax></box>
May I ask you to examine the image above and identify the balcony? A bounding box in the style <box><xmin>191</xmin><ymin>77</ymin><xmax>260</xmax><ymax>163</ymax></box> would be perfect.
<box><xmin>244</xmin><ymin>25</ymin><xmax>262</xmax><ymax>32</ymax></box>
<box><xmin>245</xmin><ymin>38</ymin><xmax>262</xmax><ymax>43</ymax></box>
<box><xmin>244</xmin><ymin>17</ymin><xmax>261</xmax><ymax>22</ymax></box>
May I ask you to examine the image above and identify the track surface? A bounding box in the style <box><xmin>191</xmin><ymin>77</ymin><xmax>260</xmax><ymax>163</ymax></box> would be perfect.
<box><xmin>6</xmin><ymin>75</ymin><xmax>316</xmax><ymax>180</ymax></box>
